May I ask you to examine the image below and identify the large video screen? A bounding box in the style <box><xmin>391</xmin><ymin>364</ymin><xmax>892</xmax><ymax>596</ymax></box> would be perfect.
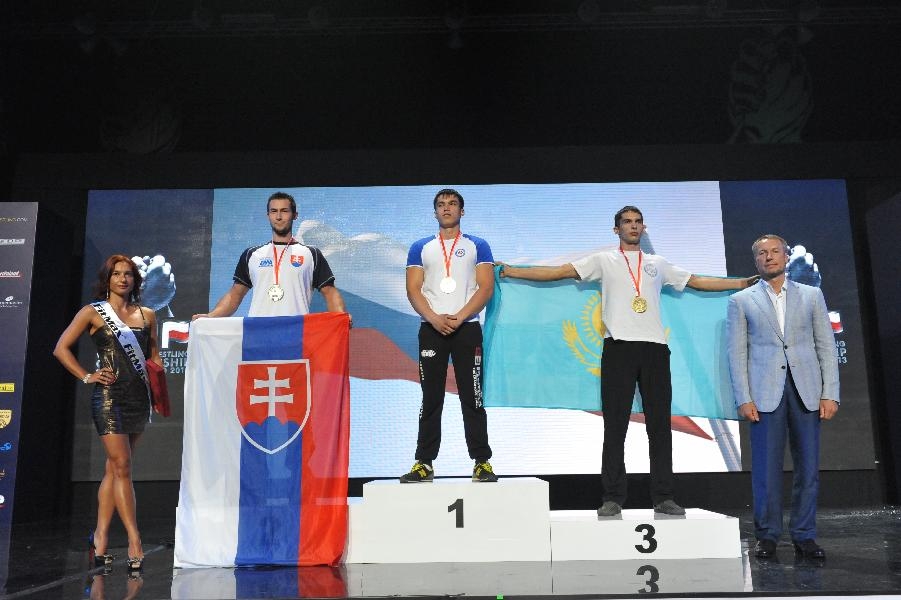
<box><xmin>73</xmin><ymin>180</ymin><xmax>872</xmax><ymax>480</ymax></box>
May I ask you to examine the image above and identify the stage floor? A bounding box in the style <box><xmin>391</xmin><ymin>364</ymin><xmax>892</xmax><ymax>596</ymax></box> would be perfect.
<box><xmin>3</xmin><ymin>507</ymin><xmax>901</xmax><ymax>599</ymax></box>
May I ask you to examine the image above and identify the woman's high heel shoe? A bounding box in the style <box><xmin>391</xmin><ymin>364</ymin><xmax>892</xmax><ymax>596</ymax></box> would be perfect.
<box><xmin>126</xmin><ymin>556</ymin><xmax>143</xmax><ymax>572</ymax></box>
<box><xmin>88</xmin><ymin>531</ymin><xmax>115</xmax><ymax>567</ymax></box>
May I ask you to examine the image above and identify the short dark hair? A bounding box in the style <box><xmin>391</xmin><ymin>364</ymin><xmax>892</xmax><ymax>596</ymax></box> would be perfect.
<box><xmin>267</xmin><ymin>191</ymin><xmax>297</xmax><ymax>215</ymax></box>
<box><xmin>614</xmin><ymin>205</ymin><xmax>643</xmax><ymax>228</ymax></box>
<box><xmin>93</xmin><ymin>254</ymin><xmax>143</xmax><ymax>303</ymax></box>
<box><xmin>433</xmin><ymin>188</ymin><xmax>464</xmax><ymax>210</ymax></box>
<box><xmin>751</xmin><ymin>234</ymin><xmax>790</xmax><ymax>255</ymax></box>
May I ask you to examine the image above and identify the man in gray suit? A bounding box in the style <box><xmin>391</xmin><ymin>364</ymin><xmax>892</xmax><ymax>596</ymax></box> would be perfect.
<box><xmin>727</xmin><ymin>234</ymin><xmax>840</xmax><ymax>560</ymax></box>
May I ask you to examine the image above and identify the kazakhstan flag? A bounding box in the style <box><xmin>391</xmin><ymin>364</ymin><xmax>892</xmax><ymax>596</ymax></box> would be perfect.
<box><xmin>483</xmin><ymin>267</ymin><xmax>739</xmax><ymax>420</ymax></box>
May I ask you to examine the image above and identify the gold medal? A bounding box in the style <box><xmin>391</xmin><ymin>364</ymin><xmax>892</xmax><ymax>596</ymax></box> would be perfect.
<box><xmin>631</xmin><ymin>296</ymin><xmax>647</xmax><ymax>313</ymax></box>
<box><xmin>620</xmin><ymin>246</ymin><xmax>648</xmax><ymax>314</ymax></box>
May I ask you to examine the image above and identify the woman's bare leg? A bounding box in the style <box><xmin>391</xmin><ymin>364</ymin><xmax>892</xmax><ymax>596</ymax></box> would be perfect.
<box><xmin>99</xmin><ymin>433</ymin><xmax>143</xmax><ymax>560</ymax></box>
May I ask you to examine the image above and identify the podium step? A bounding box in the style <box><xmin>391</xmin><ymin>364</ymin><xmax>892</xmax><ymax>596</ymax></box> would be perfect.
<box><xmin>346</xmin><ymin>480</ymin><xmax>742</xmax><ymax>564</ymax></box>
<box><xmin>550</xmin><ymin>557</ymin><xmax>745</xmax><ymax>595</ymax></box>
<box><xmin>345</xmin><ymin>477</ymin><xmax>551</xmax><ymax>563</ymax></box>
<box><xmin>550</xmin><ymin>508</ymin><xmax>742</xmax><ymax>561</ymax></box>
<box><xmin>344</xmin><ymin>558</ymin><xmax>744</xmax><ymax>596</ymax></box>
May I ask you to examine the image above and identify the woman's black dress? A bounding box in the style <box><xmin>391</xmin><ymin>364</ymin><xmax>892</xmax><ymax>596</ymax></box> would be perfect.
<box><xmin>89</xmin><ymin>324</ymin><xmax>152</xmax><ymax>435</ymax></box>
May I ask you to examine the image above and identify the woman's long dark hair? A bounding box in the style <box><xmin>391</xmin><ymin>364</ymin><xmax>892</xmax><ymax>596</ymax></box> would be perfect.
<box><xmin>92</xmin><ymin>254</ymin><xmax>143</xmax><ymax>303</ymax></box>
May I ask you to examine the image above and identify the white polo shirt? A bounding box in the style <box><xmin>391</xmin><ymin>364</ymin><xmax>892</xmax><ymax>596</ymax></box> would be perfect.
<box><xmin>572</xmin><ymin>248</ymin><xmax>691</xmax><ymax>344</ymax></box>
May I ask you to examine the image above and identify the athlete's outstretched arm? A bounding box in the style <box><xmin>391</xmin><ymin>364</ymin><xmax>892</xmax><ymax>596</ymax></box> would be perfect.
<box><xmin>498</xmin><ymin>262</ymin><xmax>580</xmax><ymax>282</ymax></box>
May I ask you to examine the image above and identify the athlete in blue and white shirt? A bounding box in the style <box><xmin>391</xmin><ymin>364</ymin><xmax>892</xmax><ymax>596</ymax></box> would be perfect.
<box><xmin>399</xmin><ymin>189</ymin><xmax>498</xmax><ymax>483</ymax></box>
<box><xmin>193</xmin><ymin>192</ymin><xmax>348</xmax><ymax>319</ymax></box>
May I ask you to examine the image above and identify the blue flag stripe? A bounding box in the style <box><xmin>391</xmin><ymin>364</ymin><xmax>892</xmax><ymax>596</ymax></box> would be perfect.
<box><xmin>242</xmin><ymin>315</ymin><xmax>306</xmax><ymax>360</ymax></box>
<box><xmin>236</xmin><ymin>316</ymin><xmax>306</xmax><ymax>565</ymax></box>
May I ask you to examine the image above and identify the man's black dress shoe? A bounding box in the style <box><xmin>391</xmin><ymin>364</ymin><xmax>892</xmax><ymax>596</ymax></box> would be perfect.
<box><xmin>755</xmin><ymin>538</ymin><xmax>777</xmax><ymax>558</ymax></box>
<box><xmin>793</xmin><ymin>539</ymin><xmax>826</xmax><ymax>559</ymax></box>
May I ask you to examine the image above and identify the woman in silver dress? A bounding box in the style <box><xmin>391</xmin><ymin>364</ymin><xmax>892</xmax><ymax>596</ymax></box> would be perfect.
<box><xmin>54</xmin><ymin>254</ymin><xmax>162</xmax><ymax>572</ymax></box>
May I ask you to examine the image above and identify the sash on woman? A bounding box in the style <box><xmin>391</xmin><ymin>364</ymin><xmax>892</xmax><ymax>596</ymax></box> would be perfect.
<box><xmin>90</xmin><ymin>301</ymin><xmax>169</xmax><ymax>419</ymax></box>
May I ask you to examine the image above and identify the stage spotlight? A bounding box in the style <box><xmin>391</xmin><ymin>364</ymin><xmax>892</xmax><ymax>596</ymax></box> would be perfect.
<box><xmin>192</xmin><ymin>1</ymin><xmax>216</xmax><ymax>30</ymax></box>
<box><xmin>72</xmin><ymin>13</ymin><xmax>98</xmax><ymax>36</ymax></box>
<box><xmin>706</xmin><ymin>0</ymin><xmax>726</xmax><ymax>19</ymax></box>
<box><xmin>444</xmin><ymin>0</ymin><xmax>466</xmax><ymax>50</ymax></box>
<box><xmin>308</xmin><ymin>5</ymin><xmax>330</xmax><ymax>29</ymax></box>
<box><xmin>106</xmin><ymin>36</ymin><xmax>128</xmax><ymax>57</ymax></box>
<box><xmin>448</xmin><ymin>30</ymin><xmax>463</xmax><ymax>50</ymax></box>
<box><xmin>578</xmin><ymin>0</ymin><xmax>601</xmax><ymax>24</ymax></box>
<box><xmin>798</xmin><ymin>0</ymin><xmax>820</xmax><ymax>22</ymax></box>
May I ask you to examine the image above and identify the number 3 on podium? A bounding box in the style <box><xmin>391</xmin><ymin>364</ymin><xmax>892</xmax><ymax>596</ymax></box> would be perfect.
<box><xmin>635</xmin><ymin>524</ymin><xmax>657</xmax><ymax>553</ymax></box>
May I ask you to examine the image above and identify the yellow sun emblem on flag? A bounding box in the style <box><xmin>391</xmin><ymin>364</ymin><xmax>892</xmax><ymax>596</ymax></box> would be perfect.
<box><xmin>562</xmin><ymin>292</ymin><xmax>605</xmax><ymax>377</ymax></box>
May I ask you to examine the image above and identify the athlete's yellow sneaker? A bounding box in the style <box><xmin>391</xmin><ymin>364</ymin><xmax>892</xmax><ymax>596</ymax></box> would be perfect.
<box><xmin>399</xmin><ymin>462</ymin><xmax>434</xmax><ymax>483</ymax></box>
<box><xmin>472</xmin><ymin>461</ymin><xmax>498</xmax><ymax>482</ymax></box>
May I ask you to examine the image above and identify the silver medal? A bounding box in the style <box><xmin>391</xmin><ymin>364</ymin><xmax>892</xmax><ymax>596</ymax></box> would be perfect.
<box><xmin>268</xmin><ymin>284</ymin><xmax>285</xmax><ymax>302</ymax></box>
<box><xmin>439</xmin><ymin>277</ymin><xmax>457</xmax><ymax>294</ymax></box>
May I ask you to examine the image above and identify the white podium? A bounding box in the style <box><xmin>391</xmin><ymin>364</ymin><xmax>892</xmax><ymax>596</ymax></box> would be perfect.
<box><xmin>550</xmin><ymin>508</ymin><xmax>742</xmax><ymax>560</ymax></box>
<box><xmin>345</xmin><ymin>562</ymin><xmax>554</xmax><ymax>597</ymax></box>
<box><xmin>345</xmin><ymin>478</ymin><xmax>742</xmax><ymax>565</ymax></box>
<box><xmin>550</xmin><ymin>557</ymin><xmax>746</xmax><ymax>595</ymax></box>
<box><xmin>344</xmin><ymin>477</ymin><xmax>551</xmax><ymax>563</ymax></box>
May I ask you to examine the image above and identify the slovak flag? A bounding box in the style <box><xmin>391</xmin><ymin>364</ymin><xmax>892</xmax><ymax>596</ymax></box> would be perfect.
<box><xmin>174</xmin><ymin>313</ymin><xmax>350</xmax><ymax>567</ymax></box>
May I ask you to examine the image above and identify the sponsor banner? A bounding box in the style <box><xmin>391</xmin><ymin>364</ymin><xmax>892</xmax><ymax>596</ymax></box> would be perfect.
<box><xmin>0</xmin><ymin>202</ymin><xmax>38</xmax><ymax>589</ymax></box>
<box><xmin>0</xmin><ymin>296</ymin><xmax>25</xmax><ymax>310</ymax></box>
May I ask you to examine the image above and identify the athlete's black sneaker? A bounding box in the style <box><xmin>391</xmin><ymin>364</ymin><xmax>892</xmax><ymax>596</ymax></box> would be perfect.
<box><xmin>653</xmin><ymin>499</ymin><xmax>686</xmax><ymax>515</ymax></box>
<box><xmin>472</xmin><ymin>461</ymin><xmax>498</xmax><ymax>482</ymax></box>
<box><xmin>596</xmin><ymin>501</ymin><xmax>622</xmax><ymax>517</ymax></box>
<box><xmin>399</xmin><ymin>462</ymin><xmax>434</xmax><ymax>483</ymax></box>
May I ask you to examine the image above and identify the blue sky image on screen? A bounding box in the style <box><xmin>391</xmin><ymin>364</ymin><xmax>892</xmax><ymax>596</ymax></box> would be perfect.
<box><xmin>211</xmin><ymin>183</ymin><xmax>735</xmax><ymax>477</ymax></box>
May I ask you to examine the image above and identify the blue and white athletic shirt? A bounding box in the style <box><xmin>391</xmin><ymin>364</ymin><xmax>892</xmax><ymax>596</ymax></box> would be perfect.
<box><xmin>233</xmin><ymin>241</ymin><xmax>335</xmax><ymax>317</ymax></box>
<box><xmin>407</xmin><ymin>234</ymin><xmax>494</xmax><ymax>321</ymax></box>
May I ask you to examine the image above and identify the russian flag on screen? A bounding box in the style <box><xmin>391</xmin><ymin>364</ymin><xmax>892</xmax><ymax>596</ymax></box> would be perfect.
<box><xmin>175</xmin><ymin>313</ymin><xmax>350</xmax><ymax>568</ymax></box>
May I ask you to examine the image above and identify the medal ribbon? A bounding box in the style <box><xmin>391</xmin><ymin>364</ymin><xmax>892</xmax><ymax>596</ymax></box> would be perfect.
<box><xmin>438</xmin><ymin>231</ymin><xmax>461</xmax><ymax>279</ymax></box>
<box><xmin>619</xmin><ymin>245</ymin><xmax>642</xmax><ymax>297</ymax></box>
<box><xmin>272</xmin><ymin>239</ymin><xmax>295</xmax><ymax>287</ymax></box>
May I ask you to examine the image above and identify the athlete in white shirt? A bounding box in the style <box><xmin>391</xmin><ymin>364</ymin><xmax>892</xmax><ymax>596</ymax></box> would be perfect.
<box><xmin>193</xmin><ymin>192</ymin><xmax>348</xmax><ymax>320</ymax></box>
<box><xmin>501</xmin><ymin>205</ymin><xmax>756</xmax><ymax>516</ymax></box>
